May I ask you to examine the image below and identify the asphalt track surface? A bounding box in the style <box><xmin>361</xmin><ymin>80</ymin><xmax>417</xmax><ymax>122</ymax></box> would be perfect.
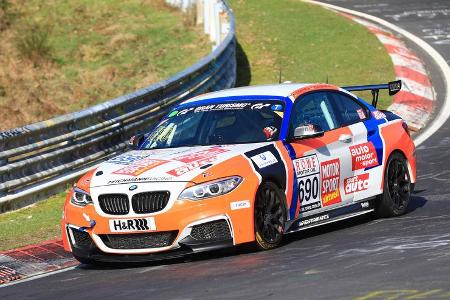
<box><xmin>1</xmin><ymin>1</ymin><xmax>450</xmax><ymax>299</ymax></box>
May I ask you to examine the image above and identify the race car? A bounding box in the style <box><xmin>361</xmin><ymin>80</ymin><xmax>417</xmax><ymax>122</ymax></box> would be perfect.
<box><xmin>61</xmin><ymin>81</ymin><xmax>416</xmax><ymax>264</ymax></box>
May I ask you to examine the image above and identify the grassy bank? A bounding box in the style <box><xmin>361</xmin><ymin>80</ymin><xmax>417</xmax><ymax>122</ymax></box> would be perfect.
<box><xmin>230</xmin><ymin>0</ymin><xmax>395</xmax><ymax>107</ymax></box>
<box><xmin>0</xmin><ymin>0</ymin><xmax>209</xmax><ymax>130</ymax></box>
<box><xmin>0</xmin><ymin>192</ymin><xmax>66</xmax><ymax>251</ymax></box>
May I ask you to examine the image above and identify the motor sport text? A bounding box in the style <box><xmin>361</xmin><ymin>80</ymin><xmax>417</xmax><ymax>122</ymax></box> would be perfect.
<box><xmin>321</xmin><ymin>159</ymin><xmax>341</xmax><ymax>206</ymax></box>
<box><xmin>349</xmin><ymin>142</ymin><xmax>378</xmax><ymax>170</ymax></box>
<box><xmin>109</xmin><ymin>217</ymin><xmax>156</xmax><ymax>232</ymax></box>
<box><xmin>344</xmin><ymin>173</ymin><xmax>370</xmax><ymax>194</ymax></box>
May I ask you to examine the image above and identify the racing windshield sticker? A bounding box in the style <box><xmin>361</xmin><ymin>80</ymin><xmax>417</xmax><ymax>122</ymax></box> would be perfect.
<box><xmin>344</xmin><ymin>173</ymin><xmax>370</xmax><ymax>195</ymax></box>
<box><xmin>294</xmin><ymin>154</ymin><xmax>321</xmax><ymax>213</ymax></box>
<box><xmin>112</xmin><ymin>158</ymin><xmax>168</xmax><ymax>176</ymax></box>
<box><xmin>349</xmin><ymin>142</ymin><xmax>379</xmax><ymax>170</ymax></box>
<box><xmin>321</xmin><ymin>158</ymin><xmax>341</xmax><ymax>206</ymax></box>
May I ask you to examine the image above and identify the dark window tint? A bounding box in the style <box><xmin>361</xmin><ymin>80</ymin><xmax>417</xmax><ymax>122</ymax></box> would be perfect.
<box><xmin>329</xmin><ymin>92</ymin><xmax>368</xmax><ymax>126</ymax></box>
<box><xmin>290</xmin><ymin>92</ymin><xmax>339</xmax><ymax>133</ymax></box>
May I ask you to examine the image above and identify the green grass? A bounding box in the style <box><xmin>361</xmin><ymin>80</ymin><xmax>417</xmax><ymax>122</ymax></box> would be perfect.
<box><xmin>0</xmin><ymin>0</ymin><xmax>210</xmax><ymax>130</ymax></box>
<box><xmin>0</xmin><ymin>192</ymin><xmax>66</xmax><ymax>251</ymax></box>
<box><xmin>230</xmin><ymin>0</ymin><xmax>395</xmax><ymax>108</ymax></box>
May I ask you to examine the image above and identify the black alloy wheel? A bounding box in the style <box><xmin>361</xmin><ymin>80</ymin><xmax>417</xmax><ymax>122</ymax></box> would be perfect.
<box><xmin>254</xmin><ymin>182</ymin><xmax>286</xmax><ymax>250</ymax></box>
<box><xmin>376</xmin><ymin>152</ymin><xmax>411</xmax><ymax>217</ymax></box>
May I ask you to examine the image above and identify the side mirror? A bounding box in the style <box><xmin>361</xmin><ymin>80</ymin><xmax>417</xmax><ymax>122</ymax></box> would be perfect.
<box><xmin>128</xmin><ymin>134</ymin><xmax>145</xmax><ymax>150</ymax></box>
<box><xmin>293</xmin><ymin>124</ymin><xmax>324</xmax><ymax>140</ymax></box>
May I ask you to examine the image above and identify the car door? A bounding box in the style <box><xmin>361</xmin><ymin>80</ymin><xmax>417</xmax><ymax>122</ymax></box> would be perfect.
<box><xmin>327</xmin><ymin>91</ymin><xmax>384</xmax><ymax>202</ymax></box>
<box><xmin>287</xmin><ymin>91</ymin><xmax>355</xmax><ymax>220</ymax></box>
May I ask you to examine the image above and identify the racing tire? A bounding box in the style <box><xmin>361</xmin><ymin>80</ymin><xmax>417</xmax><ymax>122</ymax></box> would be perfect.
<box><xmin>375</xmin><ymin>152</ymin><xmax>411</xmax><ymax>217</ymax></box>
<box><xmin>254</xmin><ymin>182</ymin><xmax>287</xmax><ymax>250</ymax></box>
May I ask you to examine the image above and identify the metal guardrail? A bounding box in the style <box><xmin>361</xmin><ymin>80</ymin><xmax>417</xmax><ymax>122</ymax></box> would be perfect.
<box><xmin>0</xmin><ymin>0</ymin><xmax>236</xmax><ymax>212</ymax></box>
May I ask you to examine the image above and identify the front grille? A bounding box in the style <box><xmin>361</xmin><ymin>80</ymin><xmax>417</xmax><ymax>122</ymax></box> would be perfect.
<box><xmin>69</xmin><ymin>228</ymin><xmax>92</xmax><ymax>249</ymax></box>
<box><xmin>132</xmin><ymin>191</ymin><xmax>170</xmax><ymax>214</ymax></box>
<box><xmin>190</xmin><ymin>220</ymin><xmax>232</xmax><ymax>242</ymax></box>
<box><xmin>98</xmin><ymin>194</ymin><xmax>129</xmax><ymax>215</ymax></box>
<box><xmin>99</xmin><ymin>231</ymin><xmax>178</xmax><ymax>249</ymax></box>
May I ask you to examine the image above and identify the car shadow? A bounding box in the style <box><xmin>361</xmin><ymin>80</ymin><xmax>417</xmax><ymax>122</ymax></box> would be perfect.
<box><xmin>78</xmin><ymin>196</ymin><xmax>429</xmax><ymax>270</ymax></box>
<box><xmin>235</xmin><ymin>40</ymin><xmax>251</xmax><ymax>87</ymax></box>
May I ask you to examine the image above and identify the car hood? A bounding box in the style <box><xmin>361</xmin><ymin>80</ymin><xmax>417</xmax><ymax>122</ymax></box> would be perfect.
<box><xmin>90</xmin><ymin>143</ymin><xmax>270</xmax><ymax>187</ymax></box>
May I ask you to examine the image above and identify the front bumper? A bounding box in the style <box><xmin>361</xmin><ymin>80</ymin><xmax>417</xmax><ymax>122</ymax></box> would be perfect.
<box><xmin>62</xmin><ymin>178</ymin><xmax>258</xmax><ymax>258</ymax></box>
<box><xmin>68</xmin><ymin>225</ymin><xmax>234</xmax><ymax>263</ymax></box>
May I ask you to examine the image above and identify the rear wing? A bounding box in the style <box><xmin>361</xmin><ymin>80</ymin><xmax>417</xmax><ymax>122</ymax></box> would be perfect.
<box><xmin>342</xmin><ymin>80</ymin><xmax>401</xmax><ymax>108</ymax></box>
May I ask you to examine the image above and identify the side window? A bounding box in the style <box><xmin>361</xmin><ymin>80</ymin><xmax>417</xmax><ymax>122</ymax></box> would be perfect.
<box><xmin>290</xmin><ymin>92</ymin><xmax>339</xmax><ymax>133</ymax></box>
<box><xmin>329</xmin><ymin>92</ymin><xmax>368</xmax><ymax>126</ymax></box>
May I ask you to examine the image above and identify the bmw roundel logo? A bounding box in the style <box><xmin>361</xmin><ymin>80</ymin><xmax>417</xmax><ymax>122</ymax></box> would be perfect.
<box><xmin>129</xmin><ymin>185</ymin><xmax>138</xmax><ymax>191</ymax></box>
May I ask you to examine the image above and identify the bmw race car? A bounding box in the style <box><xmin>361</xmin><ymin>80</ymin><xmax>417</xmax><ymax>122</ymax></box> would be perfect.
<box><xmin>62</xmin><ymin>81</ymin><xmax>416</xmax><ymax>264</ymax></box>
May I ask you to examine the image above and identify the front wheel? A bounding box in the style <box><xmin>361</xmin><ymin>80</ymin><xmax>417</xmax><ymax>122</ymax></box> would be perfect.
<box><xmin>254</xmin><ymin>182</ymin><xmax>287</xmax><ymax>250</ymax></box>
<box><xmin>376</xmin><ymin>152</ymin><xmax>411</xmax><ymax>217</ymax></box>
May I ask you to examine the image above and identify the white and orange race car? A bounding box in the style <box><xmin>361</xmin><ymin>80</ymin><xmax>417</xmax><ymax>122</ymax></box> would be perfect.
<box><xmin>62</xmin><ymin>81</ymin><xmax>416</xmax><ymax>264</ymax></box>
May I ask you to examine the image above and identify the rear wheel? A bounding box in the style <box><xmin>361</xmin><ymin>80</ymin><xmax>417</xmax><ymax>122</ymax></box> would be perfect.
<box><xmin>376</xmin><ymin>152</ymin><xmax>411</xmax><ymax>217</ymax></box>
<box><xmin>254</xmin><ymin>182</ymin><xmax>286</xmax><ymax>250</ymax></box>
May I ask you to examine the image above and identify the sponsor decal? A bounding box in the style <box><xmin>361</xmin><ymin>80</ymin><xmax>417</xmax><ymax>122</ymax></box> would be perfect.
<box><xmin>107</xmin><ymin>153</ymin><xmax>151</xmax><ymax>165</ymax></box>
<box><xmin>349</xmin><ymin>142</ymin><xmax>379</xmax><ymax>170</ymax></box>
<box><xmin>109</xmin><ymin>217</ymin><xmax>156</xmax><ymax>232</ymax></box>
<box><xmin>344</xmin><ymin>173</ymin><xmax>370</xmax><ymax>194</ymax></box>
<box><xmin>357</xmin><ymin>109</ymin><xmax>366</xmax><ymax>119</ymax></box>
<box><xmin>107</xmin><ymin>176</ymin><xmax>174</xmax><ymax>184</ymax></box>
<box><xmin>321</xmin><ymin>159</ymin><xmax>341</xmax><ymax>206</ymax></box>
<box><xmin>294</xmin><ymin>154</ymin><xmax>321</xmax><ymax>213</ymax></box>
<box><xmin>230</xmin><ymin>200</ymin><xmax>251</xmax><ymax>210</ymax></box>
<box><xmin>251</xmin><ymin>103</ymin><xmax>271</xmax><ymax>110</ymax></box>
<box><xmin>372</xmin><ymin>110</ymin><xmax>387</xmax><ymax>120</ymax></box>
<box><xmin>294</xmin><ymin>154</ymin><xmax>320</xmax><ymax>177</ymax></box>
<box><xmin>166</xmin><ymin>146</ymin><xmax>229</xmax><ymax>177</ymax></box>
<box><xmin>168</xmin><ymin>111</ymin><xmax>178</xmax><ymax>117</ymax></box>
<box><xmin>167</xmin><ymin>156</ymin><xmax>218</xmax><ymax>176</ymax></box>
<box><xmin>193</xmin><ymin>102</ymin><xmax>251</xmax><ymax>113</ymax></box>
<box><xmin>250</xmin><ymin>151</ymin><xmax>278</xmax><ymax>169</ymax></box>
<box><xmin>360</xmin><ymin>201</ymin><xmax>369</xmax><ymax>208</ymax></box>
<box><xmin>112</xmin><ymin>158</ymin><xmax>168</xmax><ymax>176</ymax></box>
<box><xmin>175</xmin><ymin>147</ymin><xmax>229</xmax><ymax>163</ymax></box>
<box><xmin>298</xmin><ymin>214</ymin><xmax>329</xmax><ymax>228</ymax></box>
<box><xmin>271</xmin><ymin>104</ymin><xmax>283</xmax><ymax>111</ymax></box>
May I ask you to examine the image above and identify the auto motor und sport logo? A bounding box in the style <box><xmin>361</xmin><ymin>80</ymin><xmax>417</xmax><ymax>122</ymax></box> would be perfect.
<box><xmin>321</xmin><ymin>158</ymin><xmax>341</xmax><ymax>206</ymax></box>
<box><xmin>349</xmin><ymin>142</ymin><xmax>378</xmax><ymax>171</ymax></box>
<box><xmin>344</xmin><ymin>173</ymin><xmax>370</xmax><ymax>194</ymax></box>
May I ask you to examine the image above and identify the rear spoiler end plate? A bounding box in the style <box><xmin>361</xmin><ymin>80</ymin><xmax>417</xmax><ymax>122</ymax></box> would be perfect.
<box><xmin>342</xmin><ymin>80</ymin><xmax>401</xmax><ymax>108</ymax></box>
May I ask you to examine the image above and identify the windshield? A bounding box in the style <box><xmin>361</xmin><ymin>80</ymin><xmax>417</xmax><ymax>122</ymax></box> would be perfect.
<box><xmin>141</xmin><ymin>101</ymin><xmax>284</xmax><ymax>149</ymax></box>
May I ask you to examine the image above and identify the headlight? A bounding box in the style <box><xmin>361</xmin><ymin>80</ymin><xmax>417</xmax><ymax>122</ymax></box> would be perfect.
<box><xmin>178</xmin><ymin>176</ymin><xmax>242</xmax><ymax>200</ymax></box>
<box><xmin>71</xmin><ymin>187</ymin><xmax>93</xmax><ymax>206</ymax></box>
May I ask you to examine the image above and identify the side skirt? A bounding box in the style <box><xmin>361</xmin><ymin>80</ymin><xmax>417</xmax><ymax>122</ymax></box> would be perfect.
<box><xmin>285</xmin><ymin>199</ymin><xmax>375</xmax><ymax>234</ymax></box>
